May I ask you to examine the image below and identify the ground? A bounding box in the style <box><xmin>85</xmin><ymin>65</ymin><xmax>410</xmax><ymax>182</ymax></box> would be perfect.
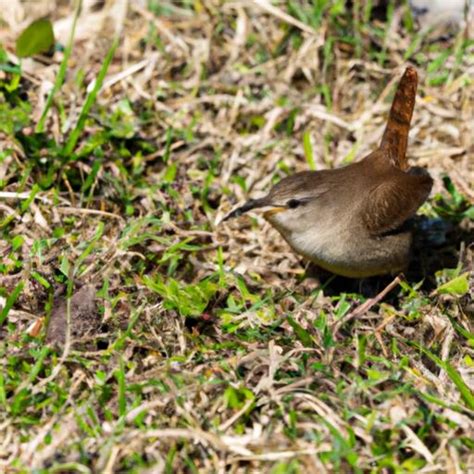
<box><xmin>0</xmin><ymin>0</ymin><xmax>473</xmax><ymax>473</ymax></box>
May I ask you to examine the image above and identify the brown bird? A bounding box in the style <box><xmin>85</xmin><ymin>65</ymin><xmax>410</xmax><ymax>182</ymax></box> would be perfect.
<box><xmin>224</xmin><ymin>67</ymin><xmax>433</xmax><ymax>278</ymax></box>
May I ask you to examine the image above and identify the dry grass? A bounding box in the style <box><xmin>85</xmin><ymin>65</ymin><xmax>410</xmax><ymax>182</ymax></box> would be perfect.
<box><xmin>0</xmin><ymin>0</ymin><xmax>473</xmax><ymax>472</ymax></box>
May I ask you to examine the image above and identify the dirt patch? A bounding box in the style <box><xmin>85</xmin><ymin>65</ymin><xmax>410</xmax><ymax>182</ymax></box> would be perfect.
<box><xmin>46</xmin><ymin>284</ymin><xmax>100</xmax><ymax>348</ymax></box>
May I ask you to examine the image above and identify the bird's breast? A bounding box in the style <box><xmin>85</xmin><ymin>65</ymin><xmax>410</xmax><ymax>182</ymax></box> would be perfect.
<box><xmin>272</xmin><ymin>218</ymin><xmax>411</xmax><ymax>278</ymax></box>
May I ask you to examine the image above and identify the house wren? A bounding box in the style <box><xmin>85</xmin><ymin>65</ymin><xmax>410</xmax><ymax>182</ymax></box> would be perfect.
<box><xmin>224</xmin><ymin>67</ymin><xmax>433</xmax><ymax>278</ymax></box>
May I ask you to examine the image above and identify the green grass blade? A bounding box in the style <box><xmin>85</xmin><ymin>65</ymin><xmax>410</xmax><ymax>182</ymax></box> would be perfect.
<box><xmin>303</xmin><ymin>130</ymin><xmax>316</xmax><ymax>170</ymax></box>
<box><xmin>0</xmin><ymin>282</ymin><xmax>24</xmax><ymax>326</ymax></box>
<box><xmin>407</xmin><ymin>340</ymin><xmax>474</xmax><ymax>410</ymax></box>
<box><xmin>73</xmin><ymin>221</ymin><xmax>105</xmax><ymax>277</ymax></box>
<box><xmin>35</xmin><ymin>1</ymin><xmax>80</xmax><ymax>133</ymax></box>
<box><xmin>115</xmin><ymin>357</ymin><xmax>127</xmax><ymax>417</ymax></box>
<box><xmin>287</xmin><ymin>315</ymin><xmax>314</xmax><ymax>348</ymax></box>
<box><xmin>62</xmin><ymin>37</ymin><xmax>119</xmax><ymax>158</ymax></box>
<box><xmin>447</xmin><ymin>315</ymin><xmax>474</xmax><ymax>341</ymax></box>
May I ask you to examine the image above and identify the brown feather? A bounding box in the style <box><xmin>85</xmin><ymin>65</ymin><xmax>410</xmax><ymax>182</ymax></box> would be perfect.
<box><xmin>363</xmin><ymin>167</ymin><xmax>433</xmax><ymax>235</ymax></box>
<box><xmin>380</xmin><ymin>67</ymin><xmax>418</xmax><ymax>171</ymax></box>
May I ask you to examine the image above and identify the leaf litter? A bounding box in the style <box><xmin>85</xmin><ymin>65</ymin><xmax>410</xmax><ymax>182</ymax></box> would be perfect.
<box><xmin>0</xmin><ymin>0</ymin><xmax>473</xmax><ymax>472</ymax></box>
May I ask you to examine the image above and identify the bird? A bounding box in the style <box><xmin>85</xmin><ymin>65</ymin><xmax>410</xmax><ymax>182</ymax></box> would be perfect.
<box><xmin>224</xmin><ymin>67</ymin><xmax>433</xmax><ymax>278</ymax></box>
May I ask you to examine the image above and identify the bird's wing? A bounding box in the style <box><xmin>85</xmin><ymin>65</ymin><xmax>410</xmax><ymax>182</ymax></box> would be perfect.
<box><xmin>380</xmin><ymin>67</ymin><xmax>418</xmax><ymax>171</ymax></box>
<box><xmin>362</xmin><ymin>168</ymin><xmax>433</xmax><ymax>235</ymax></box>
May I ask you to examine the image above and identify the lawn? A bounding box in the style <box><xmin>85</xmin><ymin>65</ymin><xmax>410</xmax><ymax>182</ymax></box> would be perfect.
<box><xmin>0</xmin><ymin>1</ymin><xmax>473</xmax><ymax>472</ymax></box>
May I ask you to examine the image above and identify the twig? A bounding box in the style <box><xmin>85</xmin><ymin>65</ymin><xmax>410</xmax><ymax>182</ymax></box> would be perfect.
<box><xmin>56</xmin><ymin>207</ymin><xmax>124</xmax><ymax>221</ymax></box>
<box><xmin>0</xmin><ymin>191</ymin><xmax>52</xmax><ymax>204</ymax></box>
<box><xmin>252</xmin><ymin>0</ymin><xmax>315</xmax><ymax>35</ymax></box>
<box><xmin>331</xmin><ymin>275</ymin><xmax>403</xmax><ymax>339</ymax></box>
<box><xmin>89</xmin><ymin>54</ymin><xmax>159</xmax><ymax>93</ymax></box>
<box><xmin>218</xmin><ymin>398</ymin><xmax>254</xmax><ymax>432</ymax></box>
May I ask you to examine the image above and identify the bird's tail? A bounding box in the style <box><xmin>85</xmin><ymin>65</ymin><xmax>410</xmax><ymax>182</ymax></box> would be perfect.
<box><xmin>380</xmin><ymin>66</ymin><xmax>418</xmax><ymax>171</ymax></box>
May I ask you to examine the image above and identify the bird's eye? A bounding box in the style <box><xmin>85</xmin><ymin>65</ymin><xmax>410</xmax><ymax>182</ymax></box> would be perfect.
<box><xmin>287</xmin><ymin>199</ymin><xmax>302</xmax><ymax>209</ymax></box>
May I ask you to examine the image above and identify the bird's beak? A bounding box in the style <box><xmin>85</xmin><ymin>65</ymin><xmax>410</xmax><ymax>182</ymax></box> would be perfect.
<box><xmin>263</xmin><ymin>207</ymin><xmax>287</xmax><ymax>219</ymax></box>
<box><xmin>220</xmin><ymin>199</ymin><xmax>287</xmax><ymax>225</ymax></box>
<box><xmin>222</xmin><ymin>198</ymin><xmax>270</xmax><ymax>222</ymax></box>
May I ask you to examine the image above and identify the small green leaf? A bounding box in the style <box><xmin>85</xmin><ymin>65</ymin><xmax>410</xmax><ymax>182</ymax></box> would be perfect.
<box><xmin>443</xmin><ymin>175</ymin><xmax>464</xmax><ymax>207</ymax></box>
<box><xmin>223</xmin><ymin>386</ymin><xmax>254</xmax><ymax>410</ymax></box>
<box><xmin>11</xmin><ymin>235</ymin><xmax>24</xmax><ymax>251</ymax></box>
<box><xmin>464</xmin><ymin>206</ymin><xmax>474</xmax><ymax>219</ymax></box>
<box><xmin>31</xmin><ymin>271</ymin><xmax>51</xmax><ymax>289</ymax></box>
<box><xmin>59</xmin><ymin>255</ymin><xmax>70</xmax><ymax>277</ymax></box>
<box><xmin>437</xmin><ymin>272</ymin><xmax>469</xmax><ymax>296</ymax></box>
<box><xmin>366</xmin><ymin>368</ymin><xmax>387</xmax><ymax>381</ymax></box>
<box><xmin>163</xmin><ymin>162</ymin><xmax>177</xmax><ymax>183</ymax></box>
<box><xmin>16</xmin><ymin>18</ymin><xmax>55</xmax><ymax>58</ymax></box>
<box><xmin>143</xmin><ymin>275</ymin><xmax>217</xmax><ymax>318</ymax></box>
<box><xmin>287</xmin><ymin>316</ymin><xmax>314</xmax><ymax>348</ymax></box>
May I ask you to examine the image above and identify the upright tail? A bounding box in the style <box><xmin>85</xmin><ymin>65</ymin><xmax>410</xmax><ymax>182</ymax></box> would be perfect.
<box><xmin>380</xmin><ymin>67</ymin><xmax>418</xmax><ymax>171</ymax></box>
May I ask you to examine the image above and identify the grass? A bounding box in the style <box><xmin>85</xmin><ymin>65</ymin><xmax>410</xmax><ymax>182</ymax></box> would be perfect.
<box><xmin>0</xmin><ymin>0</ymin><xmax>473</xmax><ymax>472</ymax></box>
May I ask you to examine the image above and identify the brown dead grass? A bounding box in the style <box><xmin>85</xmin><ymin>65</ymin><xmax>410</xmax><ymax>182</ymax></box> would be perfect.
<box><xmin>0</xmin><ymin>0</ymin><xmax>473</xmax><ymax>472</ymax></box>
